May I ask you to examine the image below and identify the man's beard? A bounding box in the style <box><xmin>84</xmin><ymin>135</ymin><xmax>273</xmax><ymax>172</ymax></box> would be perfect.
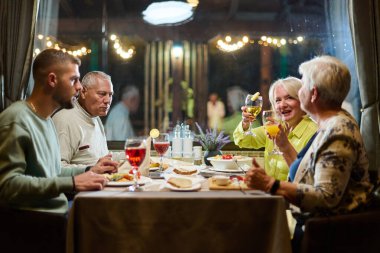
<box><xmin>54</xmin><ymin>93</ymin><xmax>77</xmax><ymax>110</ymax></box>
<box><xmin>61</xmin><ymin>97</ymin><xmax>75</xmax><ymax>109</ymax></box>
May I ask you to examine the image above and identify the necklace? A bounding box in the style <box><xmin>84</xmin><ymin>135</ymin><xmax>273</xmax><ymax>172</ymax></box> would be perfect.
<box><xmin>28</xmin><ymin>101</ymin><xmax>37</xmax><ymax>113</ymax></box>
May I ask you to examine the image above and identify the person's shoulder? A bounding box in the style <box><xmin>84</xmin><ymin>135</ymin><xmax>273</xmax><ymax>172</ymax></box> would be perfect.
<box><xmin>324</xmin><ymin>111</ymin><xmax>361</xmax><ymax>137</ymax></box>
<box><xmin>52</xmin><ymin>102</ymin><xmax>83</xmax><ymax>124</ymax></box>
<box><xmin>0</xmin><ymin>101</ymin><xmax>30</xmax><ymax>123</ymax></box>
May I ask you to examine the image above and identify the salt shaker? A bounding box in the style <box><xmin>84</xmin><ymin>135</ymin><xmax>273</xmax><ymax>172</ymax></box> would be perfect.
<box><xmin>193</xmin><ymin>146</ymin><xmax>203</xmax><ymax>165</ymax></box>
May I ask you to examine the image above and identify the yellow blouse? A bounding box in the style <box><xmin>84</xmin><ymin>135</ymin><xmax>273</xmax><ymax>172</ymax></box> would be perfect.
<box><xmin>233</xmin><ymin>116</ymin><xmax>318</xmax><ymax>181</ymax></box>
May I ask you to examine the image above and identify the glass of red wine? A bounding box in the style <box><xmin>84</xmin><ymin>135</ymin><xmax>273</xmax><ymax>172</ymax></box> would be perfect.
<box><xmin>152</xmin><ymin>133</ymin><xmax>170</xmax><ymax>173</ymax></box>
<box><xmin>125</xmin><ymin>137</ymin><xmax>147</xmax><ymax>191</ymax></box>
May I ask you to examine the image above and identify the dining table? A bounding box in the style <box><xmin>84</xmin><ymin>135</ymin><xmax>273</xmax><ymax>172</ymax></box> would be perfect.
<box><xmin>66</xmin><ymin>157</ymin><xmax>292</xmax><ymax>253</ymax></box>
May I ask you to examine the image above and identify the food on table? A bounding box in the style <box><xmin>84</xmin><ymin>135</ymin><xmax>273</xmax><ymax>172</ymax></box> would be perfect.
<box><xmin>104</xmin><ymin>173</ymin><xmax>134</xmax><ymax>182</ymax></box>
<box><xmin>173</xmin><ymin>167</ymin><xmax>197</xmax><ymax>175</ymax></box>
<box><xmin>230</xmin><ymin>175</ymin><xmax>245</xmax><ymax>181</ymax></box>
<box><xmin>150</xmin><ymin>162</ymin><xmax>160</xmax><ymax>168</ymax></box>
<box><xmin>149</xmin><ymin>162</ymin><xmax>169</xmax><ymax>170</ymax></box>
<box><xmin>221</xmin><ymin>154</ymin><xmax>233</xmax><ymax>160</ymax></box>
<box><xmin>167</xmin><ymin>177</ymin><xmax>192</xmax><ymax>188</ymax></box>
<box><xmin>212</xmin><ymin>175</ymin><xmax>230</xmax><ymax>186</ymax></box>
<box><xmin>250</xmin><ymin>91</ymin><xmax>260</xmax><ymax>101</ymax></box>
<box><xmin>149</xmin><ymin>128</ymin><xmax>160</xmax><ymax>138</ymax></box>
<box><xmin>211</xmin><ymin>154</ymin><xmax>244</xmax><ymax>160</ymax></box>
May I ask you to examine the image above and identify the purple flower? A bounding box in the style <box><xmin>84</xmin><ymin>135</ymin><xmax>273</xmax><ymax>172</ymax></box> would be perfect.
<box><xmin>194</xmin><ymin>122</ymin><xmax>230</xmax><ymax>151</ymax></box>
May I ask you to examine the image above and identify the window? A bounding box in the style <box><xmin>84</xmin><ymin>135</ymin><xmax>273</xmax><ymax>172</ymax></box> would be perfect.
<box><xmin>34</xmin><ymin>0</ymin><xmax>358</xmax><ymax>140</ymax></box>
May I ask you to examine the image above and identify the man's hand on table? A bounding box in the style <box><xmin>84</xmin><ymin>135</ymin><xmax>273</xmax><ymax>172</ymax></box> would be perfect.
<box><xmin>90</xmin><ymin>155</ymin><xmax>119</xmax><ymax>174</ymax></box>
<box><xmin>74</xmin><ymin>171</ymin><xmax>108</xmax><ymax>191</ymax></box>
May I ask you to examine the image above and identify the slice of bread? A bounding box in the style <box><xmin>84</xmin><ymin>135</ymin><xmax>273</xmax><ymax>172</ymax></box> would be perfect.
<box><xmin>173</xmin><ymin>168</ymin><xmax>197</xmax><ymax>175</ymax></box>
<box><xmin>167</xmin><ymin>177</ymin><xmax>192</xmax><ymax>188</ymax></box>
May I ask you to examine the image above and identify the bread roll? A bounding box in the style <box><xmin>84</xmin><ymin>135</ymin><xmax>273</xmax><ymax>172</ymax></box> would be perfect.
<box><xmin>167</xmin><ymin>177</ymin><xmax>192</xmax><ymax>188</ymax></box>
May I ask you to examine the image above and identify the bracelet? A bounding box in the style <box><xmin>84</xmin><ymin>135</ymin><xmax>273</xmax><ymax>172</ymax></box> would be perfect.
<box><xmin>269</xmin><ymin>179</ymin><xmax>280</xmax><ymax>195</ymax></box>
<box><xmin>72</xmin><ymin>176</ymin><xmax>76</xmax><ymax>192</ymax></box>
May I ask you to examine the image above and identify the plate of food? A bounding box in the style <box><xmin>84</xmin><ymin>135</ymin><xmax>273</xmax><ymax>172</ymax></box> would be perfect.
<box><xmin>105</xmin><ymin>173</ymin><xmax>152</xmax><ymax>186</ymax></box>
<box><xmin>170</xmin><ymin>165</ymin><xmax>202</xmax><ymax>176</ymax></box>
<box><xmin>207</xmin><ymin>155</ymin><xmax>252</xmax><ymax>171</ymax></box>
<box><xmin>149</xmin><ymin>162</ymin><xmax>170</xmax><ymax>172</ymax></box>
<box><xmin>163</xmin><ymin>175</ymin><xmax>203</xmax><ymax>192</ymax></box>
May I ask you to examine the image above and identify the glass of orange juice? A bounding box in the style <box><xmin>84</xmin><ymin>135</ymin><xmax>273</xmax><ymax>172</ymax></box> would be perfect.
<box><xmin>262</xmin><ymin>110</ymin><xmax>283</xmax><ymax>155</ymax></box>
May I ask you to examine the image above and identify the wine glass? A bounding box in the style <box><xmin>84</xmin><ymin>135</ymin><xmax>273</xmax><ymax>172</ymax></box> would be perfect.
<box><xmin>152</xmin><ymin>133</ymin><xmax>170</xmax><ymax>173</ymax></box>
<box><xmin>262</xmin><ymin>110</ymin><xmax>283</xmax><ymax>155</ymax></box>
<box><xmin>125</xmin><ymin>137</ymin><xmax>147</xmax><ymax>191</ymax></box>
<box><xmin>244</xmin><ymin>94</ymin><xmax>263</xmax><ymax>136</ymax></box>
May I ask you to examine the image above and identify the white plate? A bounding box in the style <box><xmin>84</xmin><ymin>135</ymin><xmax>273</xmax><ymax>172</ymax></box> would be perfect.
<box><xmin>207</xmin><ymin>156</ymin><xmax>252</xmax><ymax>170</ymax></box>
<box><xmin>107</xmin><ymin>176</ymin><xmax>152</xmax><ymax>186</ymax></box>
<box><xmin>165</xmin><ymin>182</ymin><xmax>202</xmax><ymax>192</ymax></box>
<box><xmin>208</xmin><ymin>166</ymin><xmax>249</xmax><ymax>173</ymax></box>
<box><xmin>170</xmin><ymin>165</ymin><xmax>203</xmax><ymax>176</ymax></box>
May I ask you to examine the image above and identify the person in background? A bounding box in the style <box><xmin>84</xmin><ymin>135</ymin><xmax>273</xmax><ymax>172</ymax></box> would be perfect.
<box><xmin>207</xmin><ymin>92</ymin><xmax>225</xmax><ymax>130</ymax></box>
<box><xmin>53</xmin><ymin>71</ymin><xmax>117</xmax><ymax>169</ymax></box>
<box><xmin>233</xmin><ymin>77</ymin><xmax>318</xmax><ymax>181</ymax></box>
<box><xmin>105</xmin><ymin>85</ymin><xmax>140</xmax><ymax>141</ymax></box>
<box><xmin>245</xmin><ymin>56</ymin><xmax>373</xmax><ymax>253</ymax></box>
<box><xmin>222</xmin><ymin>86</ymin><xmax>260</xmax><ymax>138</ymax></box>
<box><xmin>0</xmin><ymin>49</ymin><xmax>115</xmax><ymax>214</ymax></box>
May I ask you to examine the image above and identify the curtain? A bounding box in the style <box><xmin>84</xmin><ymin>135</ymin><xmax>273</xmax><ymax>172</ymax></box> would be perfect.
<box><xmin>325</xmin><ymin>0</ymin><xmax>360</xmax><ymax>122</ymax></box>
<box><xmin>0</xmin><ymin>0</ymin><xmax>39</xmax><ymax>112</ymax></box>
<box><xmin>144</xmin><ymin>41</ymin><xmax>208</xmax><ymax>133</ymax></box>
<box><xmin>26</xmin><ymin>0</ymin><xmax>59</xmax><ymax>95</ymax></box>
<box><xmin>349</xmin><ymin>0</ymin><xmax>380</xmax><ymax>176</ymax></box>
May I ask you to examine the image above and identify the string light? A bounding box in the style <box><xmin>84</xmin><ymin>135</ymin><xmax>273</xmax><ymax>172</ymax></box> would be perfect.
<box><xmin>216</xmin><ymin>34</ymin><xmax>305</xmax><ymax>52</ymax></box>
<box><xmin>33</xmin><ymin>34</ymin><xmax>91</xmax><ymax>57</ymax></box>
<box><xmin>259</xmin><ymin>35</ymin><xmax>304</xmax><ymax>47</ymax></box>
<box><xmin>216</xmin><ymin>35</ymin><xmax>251</xmax><ymax>52</ymax></box>
<box><xmin>109</xmin><ymin>34</ymin><xmax>135</xmax><ymax>60</ymax></box>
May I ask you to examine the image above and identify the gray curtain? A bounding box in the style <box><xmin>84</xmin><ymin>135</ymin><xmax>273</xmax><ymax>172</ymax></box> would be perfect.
<box><xmin>26</xmin><ymin>0</ymin><xmax>58</xmax><ymax>96</ymax></box>
<box><xmin>325</xmin><ymin>0</ymin><xmax>360</xmax><ymax>122</ymax></box>
<box><xmin>349</xmin><ymin>0</ymin><xmax>380</xmax><ymax>176</ymax></box>
<box><xmin>0</xmin><ymin>0</ymin><xmax>39</xmax><ymax>112</ymax></box>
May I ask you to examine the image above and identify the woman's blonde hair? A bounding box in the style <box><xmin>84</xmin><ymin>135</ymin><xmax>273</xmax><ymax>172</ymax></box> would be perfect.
<box><xmin>268</xmin><ymin>77</ymin><xmax>303</xmax><ymax>110</ymax></box>
<box><xmin>299</xmin><ymin>55</ymin><xmax>350</xmax><ymax>108</ymax></box>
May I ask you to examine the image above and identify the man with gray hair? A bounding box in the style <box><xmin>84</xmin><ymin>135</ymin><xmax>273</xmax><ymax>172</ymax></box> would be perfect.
<box><xmin>53</xmin><ymin>71</ymin><xmax>117</xmax><ymax>170</ymax></box>
<box><xmin>105</xmin><ymin>85</ymin><xmax>140</xmax><ymax>140</ymax></box>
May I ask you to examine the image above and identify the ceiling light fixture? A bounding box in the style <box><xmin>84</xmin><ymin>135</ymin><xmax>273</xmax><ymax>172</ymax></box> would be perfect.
<box><xmin>142</xmin><ymin>1</ymin><xmax>194</xmax><ymax>26</ymax></box>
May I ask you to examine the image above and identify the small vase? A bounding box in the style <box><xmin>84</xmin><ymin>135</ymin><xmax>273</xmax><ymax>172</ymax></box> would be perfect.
<box><xmin>204</xmin><ymin>150</ymin><xmax>222</xmax><ymax>166</ymax></box>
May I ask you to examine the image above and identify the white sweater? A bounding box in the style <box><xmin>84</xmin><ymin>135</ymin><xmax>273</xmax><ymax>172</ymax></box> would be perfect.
<box><xmin>52</xmin><ymin>100</ymin><xmax>109</xmax><ymax>169</ymax></box>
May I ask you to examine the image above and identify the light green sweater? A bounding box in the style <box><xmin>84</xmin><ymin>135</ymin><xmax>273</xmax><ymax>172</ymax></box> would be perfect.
<box><xmin>233</xmin><ymin>116</ymin><xmax>318</xmax><ymax>181</ymax></box>
<box><xmin>0</xmin><ymin>101</ymin><xmax>85</xmax><ymax>214</ymax></box>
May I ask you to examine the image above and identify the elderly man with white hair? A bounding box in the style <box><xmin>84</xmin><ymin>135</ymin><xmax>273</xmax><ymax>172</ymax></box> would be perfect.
<box><xmin>53</xmin><ymin>71</ymin><xmax>117</xmax><ymax>171</ymax></box>
<box><xmin>105</xmin><ymin>85</ymin><xmax>140</xmax><ymax>141</ymax></box>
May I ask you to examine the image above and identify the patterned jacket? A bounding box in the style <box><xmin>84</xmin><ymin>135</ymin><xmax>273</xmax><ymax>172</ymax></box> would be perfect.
<box><xmin>294</xmin><ymin>110</ymin><xmax>373</xmax><ymax>216</ymax></box>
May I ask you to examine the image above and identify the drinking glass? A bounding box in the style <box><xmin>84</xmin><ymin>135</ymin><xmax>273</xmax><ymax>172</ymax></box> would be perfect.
<box><xmin>262</xmin><ymin>110</ymin><xmax>283</xmax><ymax>155</ymax></box>
<box><xmin>152</xmin><ymin>133</ymin><xmax>170</xmax><ymax>173</ymax></box>
<box><xmin>244</xmin><ymin>94</ymin><xmax>263</xmax><ymax>136</ymax></box>
<box><xmin>125</xmin><ymin>137</ymin><xmax>147</xmax><ymax>191</ymax></box>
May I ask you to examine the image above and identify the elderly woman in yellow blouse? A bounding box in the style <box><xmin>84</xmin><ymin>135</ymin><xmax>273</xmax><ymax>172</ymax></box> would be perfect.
<box><xmin>233</xmin><ymin>77</ymin><xmax>318</xmax><ymax>181</ymax></box>
<box><xmin>245</xmin><ymin>56</ymin><xmax>373</xmax><ymax>253</ymax></box>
